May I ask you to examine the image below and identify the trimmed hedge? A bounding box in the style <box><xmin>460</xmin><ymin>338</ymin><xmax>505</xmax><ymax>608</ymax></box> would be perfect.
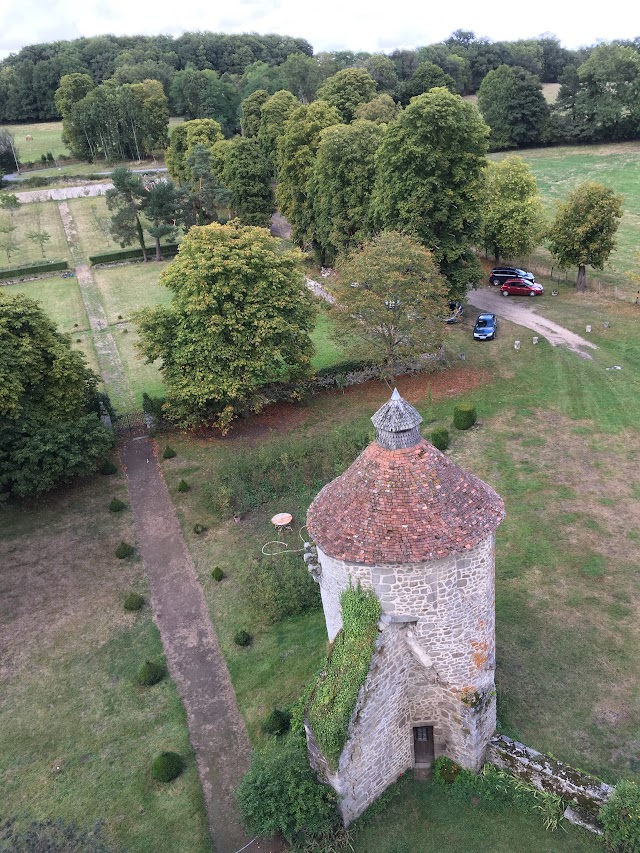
<box><xmin>151</xmin><ymin>751</ymin><xmax>183</xmax><ymax>783</ymax></box>
<box><xmin>234</xmin><ymin>629</ymin><xmax>252</xmax><ymax>647</ymax></box>
<box><xmin>453</xmin><ymin>404</ymin><xmax>477</xmax><ymax>431</ymax></box>
<box><xmin>315</xmin><ymin>358</ymin><xmax>375</xmax><ymax>378</ymax></box>
<box><xmin>430</xmin><ymin>427</ymin><xmax>450</xmax><ymax>451</ymax></box>
<box><xmin>0</xmin><ymin>260</ymin><xmax>68</xmax><ymax>280</ymax></box>
<box><xmin>124</xmin><ymin>592</ymin><xmax>145</xmax><ymax>612</ymax></box>
<box><xmin>137</xmin><ymin>660</ymin><xmax>166</xmax><ymax>686</ymax></box>
<box><xmin>89</xmin><ymin>244</ymin><xmax>180</xmax><ymax>265</ymax></box>
<box><xmin>115</xmin><ymin>541</ymin><xmax>135</xmax><ymax>559</ymax></box>
<box><xmin>109</xmin><ymin>497</ymin><xmax>126</xmax><ymax>512</ymax></box>
<box><xmin>211</xmin><ymin>566</ymin><xmax>225</xmax><ymax>581</ymax></box>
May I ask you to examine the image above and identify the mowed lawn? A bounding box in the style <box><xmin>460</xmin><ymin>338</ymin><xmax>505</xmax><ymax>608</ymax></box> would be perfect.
<box><xmin>0</xmin><ymin>200</ymin><xmax>70</xmax><ymax>269</ymax></box>
<box><xmin>0</xmin><ymin>466</ymin><xmax>211</xmax><ymax>853</ymax></box>
<box><xmin>491</xmin><ymin>141</ymin><xmax>640</xmax><ymax>298</ymax></box>
<box><xmin>4</xmin><ymin>121</ymin><xmax>71</xmax><ymax>162</ymax></box>
<box><xmin>6</xmin><ymin>275</ymin><xmax>88</xmax><ymax>333</ymax></box>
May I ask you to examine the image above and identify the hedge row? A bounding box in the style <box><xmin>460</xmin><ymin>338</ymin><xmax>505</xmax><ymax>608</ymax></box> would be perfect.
<box><xmin>0</xmin><ymin>259</ymin><xmax>69</xmax><ymax>280</ymax></box>
<box><xmin>89</xmin><ymin>244</ymin><xmax>180</xmax><ymax>265</ymax></box>
<box><xmin>315</xmin><ymin>358</ymin><xmax>374</xmax><ymax>378</ymax></box>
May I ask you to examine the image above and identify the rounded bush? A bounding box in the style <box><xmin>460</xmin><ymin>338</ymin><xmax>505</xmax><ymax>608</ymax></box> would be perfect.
<box><xmin>137</xmin><ymin>660</ymin><xmax>166</xmax><ymax>686</ymax></box>
<box><xmin>193</xmin><ymin>523</ymin><xmax>207</xmax><ymax>535</ymax></box>
<box><xmin>453</xmin><ymin>404</ymin><xmax>477</xmax><ymax>431</ymax></box>
<box><xmin>433</xmin><ymin>755</ymin><xmax>461</xmax><ymax>785</ymax></box>
<box><xmin>177</xmin><ymin>479</ymin><xmax>190</xmax><ymax>493</ymax></box>
<box><xmin>115</xmin><ymin>541</ymin><xmax>134</xmax><ymax>559</ymax></box>
<box><xmin>234</xmin><ymin>629</ymin><xmax>252</xmax><ymax>647</ymax></box>
<box><xmin>151</xmin><ymin>751</ymin><xmax>183</xmax><ymax>783</ymax></box>
<box><xmin>430</xmin><ymin>427</ymin><xmax>450</xmax><ymax>451</ymax></box>
<box><xmin>124</xmin><ymin>592</ymin><xmax>145</xmax><ymax>611</ymax></box>
<box><xmin>162</xmin><ymin>446</ymin><xmax>177</xmax><ymax>459</ymax></box>
<box><xmin>211</xmin><ymin>567</ymin><xmax>225</xmax><ymax>582</ymax></box>
<box><xmin>100</xmin><ymin>460</ymin><xmax>118</xmax><ymax>475</ymax></box>
<box><xmin>109</xmin><ymin>497</ymin><xmax>126</xmax><ymax>512</ymax></box>
<box><xmin>261</xmin><ymin>708</ymin><xmax>292</xmax><ymax>737</ymax></box>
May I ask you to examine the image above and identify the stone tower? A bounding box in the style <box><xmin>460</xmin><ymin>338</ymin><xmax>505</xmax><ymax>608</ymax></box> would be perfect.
<box><xmin>304</xmin><ymin>390</ymin><xmax>505</xmax><ymax>824</ymax></box>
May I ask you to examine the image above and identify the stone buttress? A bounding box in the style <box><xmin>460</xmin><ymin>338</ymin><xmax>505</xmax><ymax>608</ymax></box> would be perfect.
<box><xmin>304</xmin><ymin>389</ymin><xmax>505</xmax><ymax>825</ymax></box>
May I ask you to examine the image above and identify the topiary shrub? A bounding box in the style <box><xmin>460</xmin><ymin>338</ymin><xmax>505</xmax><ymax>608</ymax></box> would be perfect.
<box><xmin>600</xmin><ymin>780</ymin><xmax>640</xmax><ymax>853</ymax></box>
<box><xmin>109</xmin><ymin>497</ymin><xmax>126</xmax><ymax>512</ymax></box>
<box><xmin>261</xmin><ymin>708</ymin><xmax>292</xmax><ymax>737</ymax></box>
<box><xmin>453</xmin><ymin>403</ymin><xmax>477</xmax><ymax>430</ymax></box>
<box><xmin>193</xmin><ymin>523</ymin><xmax>207</xmax><ymax>535</ymax></box>
<box><xmin>237</xmin><ymin>737</ymin><xmax>338</xmax><ymax>845</ymax></box>
<box><xmin>211</xmin><ymin>566</ymin><xmax>225</xmax><ymax>582</ymax></box>
<box><xmin>162</xmin><ymin>446</ymin><xmax>177</xmax><ymax>459</ymax></box>
<box><xmin>123</xmin><ymin>592</ymin><xmax>145</xmax><ymax>611</ymax></box>
<box><xmin>100</xmin><ymin>460</ymin><xmax>117</xmax><ymax>475</ymax></box>
<box><xmin>115</xmin><ymin>541</ymin><xmax>134</xmax><ymax>559</ymax></box>
<box><xmin>177</xmin><ymin>479</ymin><xmax>190</xmax><ymax>492</ymax></box>
<box><xmin>151</xmin><ymin>751</ymin><xmax>183</xmax><ymax>783</ymax></box>
<box><xmin>234</xmin><ymin>629</ymin><xmax>252</xmax><ymax>647</ymax></box>
<box><xmin>430</xmin><ymin>427</ymin><xmax>450</xmax><ymax>451</ymax></box>
<box><xmin>137</xmin><ymin>660</ymin><xmax>166</xmax><ymax>686</ymax></box>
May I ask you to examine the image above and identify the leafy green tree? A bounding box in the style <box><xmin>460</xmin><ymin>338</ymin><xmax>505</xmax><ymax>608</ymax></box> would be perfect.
<box><xmin>276</xmin><ymin>100</ymin><xmax>342</xmax><ymax>246</ymax></box>
<box><xmin>222</xmin><ymin>138</ymin><xmax>274</xmax><ymax>227</ymax></box>
<box><xmin>0</xmin><ymin>221</ymin><xmax>19</xmax><ymax>262</ymax></box>
<box><xmin>310</xmin><ymin>120</ymin><xmax>385</xmax><ymax>264</ymax></box>
<box><xmin>237</xmin><ymin>736</ymin><xmax>338</xmax><ymax>846</ymax></box>
<box><xmin>135</xmin><ymin>222</ymin><xmax>316</xmax><ymax>431</ymax></box>
<box><xmin>183</xmin><ymin>143</ymin><xmax>231</xmax><ymax>224</ymax></box>
<box><xmin>169</xmin><ymin>68</ymin><xmax>239</xmax><ymax>136</ymax></box>
<box><xmin>240</xmin><ymin>61</ymin><xmax>285</xmax><ymax>99</ymax></box>
<box><xmin>372</xmin><ymin>87</ymin><xmax>489</xmax><ymax>297</ymax></box>
<box><xmin>165</xmin><ymin>118</ymin><xmax>223</xmax><ymax>184</ymax></box>
<box><xmin>477</xmin><ymin>64</ymin><xmax>549</xmax><ymax>149</ymax></box>
<box><xmin>54</xmin><ymin>72</ymin><xmax>94</xmax><ymax>118</ymax></box>
<box><xmin>0</xmin><ymin>192</ymin><xmax>20</xmax><ymax>219</ymax></box>
<box><xmin>331</xmin><ymin>231</ymin><xmax>448</xmax><ymax>373</ymax></box>
<box><xmin>547</xmin><ymin>181</ymin><xmax>623</xmax><ymax>292</ymax></box>
<box><xmin>0</xmin><ymin>293</ymin><xmax>113</xmax><ymax>498</ymax></box>
<box><xmin>257</xmin><ymin>89</ymin><xmax>300</xmax><ymax>176</ymax></box>
<box><xmin>482</xmin><ymin>156</ymin><xmax>546</xmax><ymax>263</ymax></box>
<box><xmin>399</xmin><ymin>61</ymin><xmax>456</xmax><ymax>104</ymax></box>
<box><xmin>241</xmin><ymin>90</ymin><xmax>269</xmax><ymax>138</ymax></box>
<box><xmin>141</xmin><ymin>179</ymin><xmax>184</xmax><ymax>260</ymax></box>
<box><xmin>106</xmin><ymin>166</ymin><xmax>148</xmax><ymax>260</ymax></box>
<box><xmin>27</xmin><ymin>228</ymin><xmax>51</xmax><ymax>258</ymax></box>
<box><xmin>354</xmin><ymin>94</ymin><xmax>401</xmax><ymax>124</ymax></box>
<box><xmin>280</xmin><ymin>53</ymin><xmax>323</xmax><ymax>103</ymax></box>
<box><xmin>362</xmin><ymin>54</ymin><xmax>399</xmax><ymax>93</ymax></box>
<box><xmin>316</xmin><ymin>68</ymin><xmax>377</xmax><ymax>122</ymax></box>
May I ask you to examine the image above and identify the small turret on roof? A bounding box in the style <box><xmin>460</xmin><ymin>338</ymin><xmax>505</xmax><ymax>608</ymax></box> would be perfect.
<box><xmin>307</xmin><ymin>389</ymin><xmax>505</xmax><ymax>565</ymax></box>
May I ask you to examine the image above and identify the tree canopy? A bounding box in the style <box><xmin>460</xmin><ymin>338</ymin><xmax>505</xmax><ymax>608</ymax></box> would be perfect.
<box><xmin>135</xmin><ymin>222</ymin><xmax>316</xmax><ymax>431</ymax></box>
<box><xmin>547</xmin><ymin>181</ymin><xmax>624</xmax><ymax>292</ymax></box>
<box><xmin>477</xmin><ymin>64</ymin><xmax>549</xmax><ymax>149</ymax></box>
<box><xmin>257</xmin><ymin>89</ymin><xmax>300</xmax><ymax>176</ymax></box>
<box><xmin>316</xmin><ymin>68</ymin><xmax>377</xmax><ymax>122</ymax></box>
<box><xmin>0</xmin><ymin>292</ymin><xmax>113</xmax><ymax>497</ymax></box>
<box><xmin>222</xmin><ymin>137</ymin><xmax>274</xmax><ymax>226</ymax></box>
<box><xmin>482</xmin><ymin>156</ymin><xmax>546</xmax><ymax>263</ymax></box>
<box><xmin>331</xmin><ymin>231</ymin><xmax>448</xmax><ymax>373</ymax></box>
<box><xmin>372</xmin><ymin>87</ymin><xmax>489</xmax><ymax>296</ymax></box>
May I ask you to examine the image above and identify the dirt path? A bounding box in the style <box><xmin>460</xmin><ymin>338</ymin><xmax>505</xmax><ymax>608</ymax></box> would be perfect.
<box><xmin>467</xmin><ymin>288</ymin><xmax>598</xmax><ymax>359</ymax></box>
<box><xmin>122</xmin><ymin>438</ymin><xmax>279</xmax><ymax>853</ymax></box>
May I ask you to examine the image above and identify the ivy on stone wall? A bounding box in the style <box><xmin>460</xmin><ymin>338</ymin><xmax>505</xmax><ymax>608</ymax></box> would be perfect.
<box><xmin>307</xmin><ymin>584</ymin><xmax>381</xmax><ymax>768</ymax></box>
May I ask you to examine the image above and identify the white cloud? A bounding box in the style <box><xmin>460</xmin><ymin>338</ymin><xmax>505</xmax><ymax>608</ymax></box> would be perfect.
<box><xmin>1</xmin><ymin>0</ymin><xmax>639</xmax><ymax>59</ymax></box>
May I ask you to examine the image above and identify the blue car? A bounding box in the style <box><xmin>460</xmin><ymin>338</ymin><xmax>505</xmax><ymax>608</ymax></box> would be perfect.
<box><xmin>473</xmin><ymin>313</ymin><xmax>497</xmax><ymax>341</ymax></box>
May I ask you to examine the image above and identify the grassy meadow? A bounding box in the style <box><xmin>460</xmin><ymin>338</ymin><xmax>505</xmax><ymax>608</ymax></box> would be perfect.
<box><xmin>5</xmin><ymin>121</ymin><xmax>71</xmax><ymax>162</ymax></box>
<box><xmin>0</xmin><ymin>200</ymin><xmax>70</xmax><ymax>268</ymax></box>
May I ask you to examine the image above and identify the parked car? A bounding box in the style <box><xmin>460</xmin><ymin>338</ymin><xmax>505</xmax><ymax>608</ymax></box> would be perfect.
<box><xmin>473</xmin><ymin>313</ymin><xmax>498</xmax><ymax>340</ymax></box>
<box><xmin>500</xmin><ymin>278</ymin><xmax>544</xmax><ymax>297</ymax></box>
<box><xmin>489</xmin><ymin>267</ymin><xmax>535</xmax><ymax>286</ymax></box>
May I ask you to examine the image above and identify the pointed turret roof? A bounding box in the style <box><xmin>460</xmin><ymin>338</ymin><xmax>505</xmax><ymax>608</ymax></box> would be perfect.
<box><xmin>307</xmin><ymin>390</ymin><xmax>504</xmax><ymax>564</ymax></box>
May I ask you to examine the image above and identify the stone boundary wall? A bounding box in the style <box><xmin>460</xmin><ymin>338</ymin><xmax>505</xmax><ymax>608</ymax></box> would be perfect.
<box><xmin>487</xmin><ymin>734</ymin><xmax>613</xmax><ymax>832</ymax></box>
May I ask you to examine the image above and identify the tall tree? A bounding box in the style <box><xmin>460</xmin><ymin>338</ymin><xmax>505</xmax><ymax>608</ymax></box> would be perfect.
<box><xmin>316</xmin><ymin>68</ymin><xmax>377</xmax><ymax>122</ymax></box>
<box><xmin>362</xmin><ymin>55</ymin><xmax>398</xmax><ymax>94</ymax></box>
<box><xmin>257</xmin><ymin>89</ymin><xmax>300</xmax><ymax>176</ymax></box>
<box><xmin>280</xmin><ymin>53</ymin><xmax>322</xmax><ymax>103</ymax></box>
<box><xmin>354</xmin><ymin>94</ymin><xmax>401</xmax><ymax>124</ymax></box>
<box><xmin>372</xmin><ymin>87</ymin><xmax>489</xmax><ymax>297</ymax></box>
<box><xmin>222</xmin><ymin>138</ymin><xmax>274</xmax><ymax>227</ymax></box>
<box><xmin>0</xmin><ymin>292</ymin><xmax>113</xmax><ymax>497</ymax></box>
<box><xmin>276</xmin><ymin>100</ymin><xmax>342</xmax><ymax>247</ymax></box>
<box><xmin>135</xmin><ymin>223</ymin><xmax>316</xmax><ymax>431</ymax></box>
<box><xmin>477</xmin><ymin>65</ymin><xmax>549</xmax><ymax>149</ymax></box>
<box><xmin>482</xmin><ymin>156</ymin><xmax>546</xmax><ymax>263</ymax></box>
<box><xmin>331</xmin><ymin>231</ymin><xmax>448</xmax><ymax>374</ymax></box>
<box><xmin>169</xmin><ymin>68</ymin><xmax>239</xmax><ymax>136</ymax></box>
<box><xmin>241</xmin><ymin>89</ymin><xmax>270</xmax><ymax>137</ymax></box>
<box><xmin>310</xmin><ymin>120</ymin><xmax>385</xmax><ymax>264</ymax></box>
<box><xmin>165</xmin><ymin>118</ymin><xmax>223</xmax><ymax>184</ymax></box>
<box><xmin>106</xmin><ymin>166</ymin><xmax>148</xmax><ymax>260</ymax></box>
<box><xmin>548</xmin><ymin>181</ymin><xmax>623</xmax><ymax>292</ymax></box>
<box><xmin>399</xmin><ymin>61</ymin><xmax>456</xmax><ymax>105</ymax></box>
<box><xmin>141</xmin><ymin>179</ymin><xmax>184</xmax><ymax>260</ymax></box>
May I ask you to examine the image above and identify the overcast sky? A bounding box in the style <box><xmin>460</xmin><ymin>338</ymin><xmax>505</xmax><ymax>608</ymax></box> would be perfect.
<box><xmin>1</xmin><ymin>0</ymin><xmax>639</xmax><ymax>60</ymax></box>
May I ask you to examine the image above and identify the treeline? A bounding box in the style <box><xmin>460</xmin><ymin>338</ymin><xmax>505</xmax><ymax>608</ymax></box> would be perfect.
<box><xmin>0</xmin><ymin>30</ymin><xmax>584</xmax><ymax>124</ymax></box>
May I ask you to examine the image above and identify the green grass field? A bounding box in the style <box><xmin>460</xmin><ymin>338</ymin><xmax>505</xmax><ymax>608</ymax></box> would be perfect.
<box><xmin>0</xmin><ymin>466</ymin><xmax>211</xmax><ymax>853</ymax></box>
<box><xmin>6</xmin><ymin>274</ymin><xmax>88</xmax><ymax>333</ymax></box>
<box><xmin>0</xmin><ymin>200</ymin><xmax>70</xmax><ymax>268</ymax></box>
<box><xmin>5</xmin><ymin>121</ymin><xmax>71</xmax><ymax>162</ymax></box>
<box><xmin>491</xmin><ymin>141</ymin><xmax>640</xmax><ymax>299</ymax></box>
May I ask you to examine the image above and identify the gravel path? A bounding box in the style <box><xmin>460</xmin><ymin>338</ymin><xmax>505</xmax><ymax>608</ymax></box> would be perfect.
<box><xmin>467</xmin><ymin>288</ymin><xmax>598</xmax><ymax>359</ymax></box>
<box><xmin>122</xmin><ymin>438</ymin><xmax>279</xmax><ymax>853</ymax></box>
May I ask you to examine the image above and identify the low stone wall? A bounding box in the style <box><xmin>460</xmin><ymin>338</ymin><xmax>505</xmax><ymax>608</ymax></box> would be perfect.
<box><xmin>488</xmin><ymin>734</ymin><xmax>613</xmax><ymax>832</ymax></box>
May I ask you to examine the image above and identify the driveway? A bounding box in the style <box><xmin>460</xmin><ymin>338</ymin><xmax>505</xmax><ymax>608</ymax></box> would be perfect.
<box><xmin>467</xmin><ymin>288</ymin><xmax>598</xmax><ymax>359</ymax></box>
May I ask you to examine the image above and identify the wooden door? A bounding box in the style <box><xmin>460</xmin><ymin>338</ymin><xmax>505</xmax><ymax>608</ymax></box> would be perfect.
<box><xmin>413</xmin><ymin>725</ymin><xmax>434</xmax><ymax>766</ymax></box>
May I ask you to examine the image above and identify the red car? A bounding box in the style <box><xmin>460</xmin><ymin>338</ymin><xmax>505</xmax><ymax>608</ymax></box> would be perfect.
<box><xmin>500</xmin><ymin>278</ymin><xmax>544</xmax><ymax>297</ymax></box>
